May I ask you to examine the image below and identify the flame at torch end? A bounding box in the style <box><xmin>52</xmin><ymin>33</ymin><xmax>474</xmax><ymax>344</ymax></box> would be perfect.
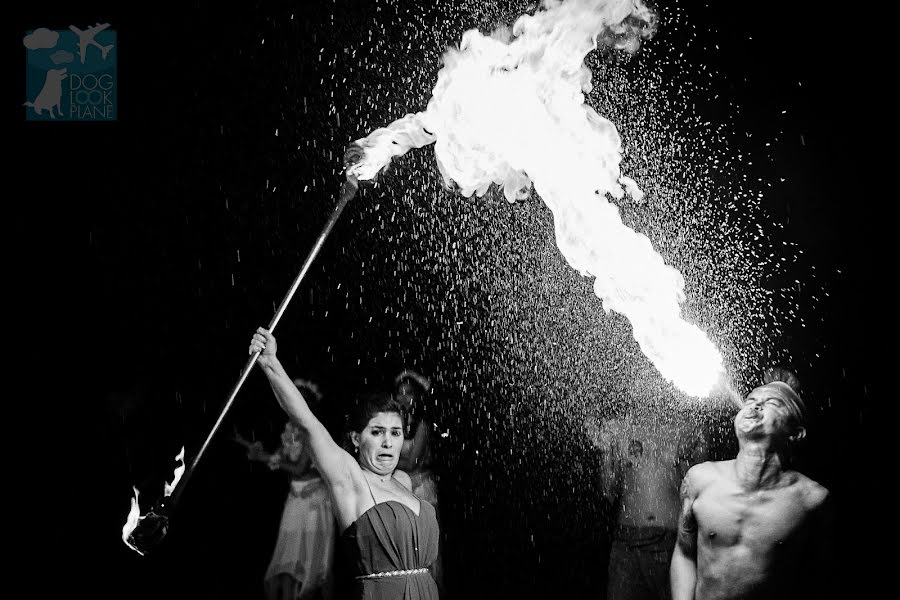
<box><xmin>122</xmin><ymin>446</ymin><xmax>183</xmax><ymax>556</ymax></box>
<box><xmin>121</xmin><ymin>486</ymin><xmax>145</xmax><ymax>556</ymax></box>
<box><xmin>345</xmin><ymin>0</ymin><xmax>725</xmax><ymax>396</ymax></box>
<box><xmin>346</xmin><ymin>113</ymin><xmax>436</xmax><ymax>181</ymax></box>
<box><xmin>164</xmin><ymin>446</ymin><xmax>185</xmax><ymax>497</ymax></box>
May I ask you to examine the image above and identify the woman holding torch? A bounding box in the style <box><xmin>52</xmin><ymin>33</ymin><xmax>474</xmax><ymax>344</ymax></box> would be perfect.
<box><xmin>249</xmin><ymin>327</ymin><xmax>440</xmax><ymax>600</ymax></box>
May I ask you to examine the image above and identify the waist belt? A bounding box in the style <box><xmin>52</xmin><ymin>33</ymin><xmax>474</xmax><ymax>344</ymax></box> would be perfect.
<box><xmin>356</xmin><ymin>567</ymin><xmax>430</xmax><ymax>580</ymax></box>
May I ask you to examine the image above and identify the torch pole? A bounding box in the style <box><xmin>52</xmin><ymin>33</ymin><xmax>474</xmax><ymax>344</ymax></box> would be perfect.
<box><xmin>170</xmin><ymin>176</ymin><xmax>360</xmax><ymax>507</ymax></box>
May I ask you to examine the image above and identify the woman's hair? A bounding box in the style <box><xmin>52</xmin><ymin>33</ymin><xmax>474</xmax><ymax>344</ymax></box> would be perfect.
<box><xmin>347</xmin><ymin>391</ymin><xmax>406</xmax><ymax>434</ymax></box>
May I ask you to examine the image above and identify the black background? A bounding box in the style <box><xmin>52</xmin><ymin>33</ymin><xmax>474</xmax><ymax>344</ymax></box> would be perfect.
<box><xmin>11</xmin><ymin>1</ymin><xmax>882</xmax><ymax>598</ymax></box>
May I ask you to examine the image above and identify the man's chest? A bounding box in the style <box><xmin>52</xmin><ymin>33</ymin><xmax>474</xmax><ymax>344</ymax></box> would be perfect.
<box><xmin>694</xmin><ymin>486</ymin><xmax>809</xmax><ymax>548</ymax></box>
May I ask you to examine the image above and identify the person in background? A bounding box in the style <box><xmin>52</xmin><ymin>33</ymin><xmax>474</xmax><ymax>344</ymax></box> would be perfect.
<box><xmin>238</xmin><ymin>379</ymin><xmax>337</xmax><ymax>600</ymax></box>
<box><xmin>585</xmin><ymin>391</ymin><xmax>711</xmax><ymax>600</ymax></box>
<box><xmin>394</xmin><ymin>369</ymin><xmax>445</xmax><ymax>593</ymax></box>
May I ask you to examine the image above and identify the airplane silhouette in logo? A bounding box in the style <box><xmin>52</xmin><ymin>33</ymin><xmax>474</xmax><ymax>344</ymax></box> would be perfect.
<box><xmin>69</xmin><ymin>23</ymin><xmax>115</xmax><ymax>64</ymax></box>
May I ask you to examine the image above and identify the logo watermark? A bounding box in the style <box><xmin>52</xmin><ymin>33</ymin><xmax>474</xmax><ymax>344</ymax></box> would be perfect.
<box><xmin>24</xmin><ymin>24</ymin><xmax>117</xmax><ymax>121</ymax></box>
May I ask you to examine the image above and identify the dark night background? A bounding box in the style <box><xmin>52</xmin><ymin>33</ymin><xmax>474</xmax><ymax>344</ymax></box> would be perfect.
<box><xmin>10</xmin><ymin>1</ymin><xmax>882</xmax><ymax>598</ymax></box>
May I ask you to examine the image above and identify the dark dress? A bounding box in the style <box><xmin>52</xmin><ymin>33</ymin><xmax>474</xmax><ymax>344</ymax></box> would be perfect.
<box><xmin>338</xmin><ymin>491</ymin><xmax>440</xmax><ymax>600</ymax></box>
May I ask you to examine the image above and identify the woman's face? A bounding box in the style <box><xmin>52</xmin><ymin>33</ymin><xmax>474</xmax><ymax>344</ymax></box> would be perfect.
<box><xmin>352</xmin><ymin>411</ymin><xmax>404</xmax><ymax>475</ymax></box>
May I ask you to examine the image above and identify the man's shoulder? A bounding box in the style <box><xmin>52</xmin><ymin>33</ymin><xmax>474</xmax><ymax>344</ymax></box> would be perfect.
<box><xmin>790</xmin><ymin>471</ymin><xmax>830</xmax><ymax>507</ymax></box>
<box><xmin>686</xmin><ymin>459</ymin><xmax>731</xmax><ymax>486</ymax></box>
<box><xmin>689</xmin><ymin>458</ymin><xmax>726</xmax><ymax>472</ymax></box>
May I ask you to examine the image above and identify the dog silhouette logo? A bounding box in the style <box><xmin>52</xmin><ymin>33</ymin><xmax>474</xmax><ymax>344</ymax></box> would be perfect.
<box><xmin>24</xmin><ymin>67</ymin><xmax>67</xmax><ymax>118</ymax></box>
<box><xmin>24</xmin><ymin>24</ymin><xmax>117</xmax><ymax>121</ymax></box>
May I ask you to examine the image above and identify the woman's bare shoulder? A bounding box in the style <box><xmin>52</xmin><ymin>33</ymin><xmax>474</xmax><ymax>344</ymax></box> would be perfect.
<box><xmin>393</xmin><ymin>469</ymin><xmax>413</xmax><ymax>491</ymax></box>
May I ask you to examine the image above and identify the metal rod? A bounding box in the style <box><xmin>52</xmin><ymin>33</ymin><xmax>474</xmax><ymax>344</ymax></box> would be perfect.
<box><xmin>170</xmin><ymin>176</ymin><xmax>360</xmax><ymax>507</ymax></box>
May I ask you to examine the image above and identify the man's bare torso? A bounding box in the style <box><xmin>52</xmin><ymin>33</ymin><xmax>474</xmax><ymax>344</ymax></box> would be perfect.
<box><xmin>689</xmin><ymin>460</ymin><xmax>827</xmax><ymax>599</ymax></box>
<box><xmin>601</xmin><ymin>416</ymin><xmax>699</xmax><ymax>528</ymax></box>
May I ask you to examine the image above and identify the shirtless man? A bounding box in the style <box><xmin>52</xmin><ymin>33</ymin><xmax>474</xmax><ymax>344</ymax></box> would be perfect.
<box><xmin>670</xmin><ymin>373</ymin><xmax>835</xmax><ymax>600</ymax></box>
<box><xmin>587</xmin><ymin>398</ymin><xmax>710</xmax><ymax>600</ymax></box>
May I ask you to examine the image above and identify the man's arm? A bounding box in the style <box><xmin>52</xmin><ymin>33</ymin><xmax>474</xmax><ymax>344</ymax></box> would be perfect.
<box><xmin>809</xmin><ymin>487</ymin><xmax>838</xmax><ymax>600</ymax></box>
<box><xmin>671</xmin><ymin>468</ymin><xmax>700</xmax><ymax>600</ymax></box>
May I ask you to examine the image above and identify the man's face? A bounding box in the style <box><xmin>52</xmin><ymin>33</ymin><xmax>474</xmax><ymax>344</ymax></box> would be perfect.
<box><xmin>734</xmin><ymin>384</ymin><xmax>796</xmax><ymax>440</ymax></box>
<box><xmin>395</xmin><ymin>381</ymin><xmax>419</xmax><ymax>410</ymax></box>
